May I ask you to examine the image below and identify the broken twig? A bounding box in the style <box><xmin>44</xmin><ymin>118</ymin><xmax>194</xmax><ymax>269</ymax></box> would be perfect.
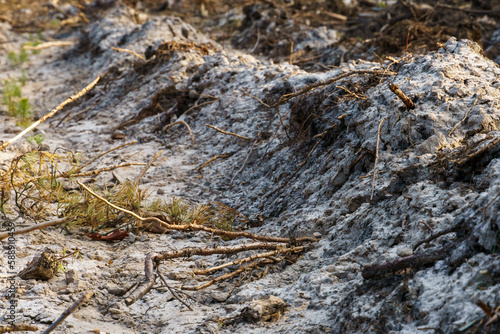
<box><xmin>42</xmin><ymin>291</ymin><xmax>94</xmax><ymax>334</ymax></box>
<box><xmin>163</xmin><ymin>120</ymin><xmax>196</xmax><ymax>144</ymax></box>
<box><xmin>371</xmin><ymin>117</ymin><xmax>387</xmax><ymax>200</ymax></box>
<box><xmin>0</xmin><ymin>217</ymin><xmax>70</xmax><ymax>241</ymax></box>
<box><xmin>0</xmin><ymin>76</ymin><xmax>100</xmax><ymax>151</ymax></box>
<box><xmin>206</xmin><ymin>124</ymin><xmax>253</xmax><ymax>141</ymax></box>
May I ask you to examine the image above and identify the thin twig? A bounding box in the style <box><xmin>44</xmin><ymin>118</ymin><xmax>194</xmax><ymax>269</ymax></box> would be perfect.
<box><xmin>0</xmin><ymin>77</ymin><xmax>100</xmax><ymax>151</ymax></box>
<box><xmin>206</xmin><ymin>124</ymin><xmax>253</xmax><ymax>141</ymax></box>
<box><xmin>233</xmin><ymin>90</ymin><xmax>270</xmax><ymax>108</ymax></box>
<box><xmin>193</xmin><ymin>246</ymin><xmax>304</xmax><ymax>275</ymax></box>
<box><xmin>0</xmin><ymin>217</ymin><xmax>70</xmax><ymax>241</ymax></box>
<box><xmin>267</xmin><ymin>137</ymin><xmax>324</xmax><ymax>198</ymax></box>
<box><xmin>23</xmin><ymin>41</ymin><xmax>75</xmax><ymax>50</ymax></box>
<box><xmin>42</xmin><ymin>291</ymin><xmax>94</xmax><ymax>334</ymax></box>
<box><xmin>70</xmin><ymin>162</ymin><xmax>146</xmax><ymax>177</ymax></box>
<box><xmin>55</xmin><ymin>105</ymin><xmax>93</xmax><ymax>127</ymax></box>
<box><xmin>74</xmin><ymin>140</ymin><xmax>138</xmax><ymax>174</ymax></box>
<box><xmin>197</xmin><ymin>153</ymin><xmax>233</xmax><ymax>170</ymax></box>
<box><xmin>371</xmin><ymin>118</ymin><xmax>387</xmax><ymax>200</ymax></box>
<box><xmin>163</xmin><ymin>120</ymin><xmax>196</xmax><ymax>144</ymax></box>
<box><xmin>275</xmin><ymin>70</ymin><xmax>396</xmax><ymax>106</ymax></box>
<box><xmin>231</xmin><ymin>141</ymin><xmax>256</xmax><ymax>184</ymax></box>
<box><xmin>135</xmin><ymin>150</ymin><xmax>163</xmax><ymax>184</ymax></box>
<box><xmin>157</xmin><ymin>265</ymin><xmax>193</xmax><ymax>311</ymax></box>
<box><xmin>111</xmin><ymin>46</ymin><xmax>146</xmax><ymax>61</ymax></box>
<box><xmin>449</xmin><ymin>92</ymin><xmax>483</xmax><ymax>136</ymax></box>
<box><xmin>184</xmin><ymin>259</ymin><xmax>274</xmax><ymax>291</ymax></box>
<box><xmin>184</xmin><ymin>100</ymin><xmax>218</xmax><ymax>115</ymax></box>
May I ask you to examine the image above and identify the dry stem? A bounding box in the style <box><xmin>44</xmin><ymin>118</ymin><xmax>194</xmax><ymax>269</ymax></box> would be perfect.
<box><xmin>111</xmin><ymin>46</ymin><xmax>146</xmax><ymax>61</ymax></box>
<box><xmin>135</xmin><ymin>150</ymin><xmax>163</xmax><ymax>184</ymax></box>
<box><xmin>163</xmin><ymin>120</ymin><xmax>196</xmax><ymax>144</ymax></box>
<box><xmin>70</xmin><ymin>162</ymin><xmax>146</xmax><ymax>177</ymax></box>
<box><xmin>0</xmin><ymin>217</ymin><xmax>70</xmax><ymax>241</ymax></box>
<box><xmin>371</xmin><ymin>117</ymin><xmax>387</xmax><ymax>200</ymax></box>
<box><xmin>193</xmin><ymin>246</ymin><xmax>304</xmax><ymax>275</ymax></box>
<box><xmin>0</xmin><ymin>76</ymin><xmax>100</xmax><ymax>151</ymax></box>
<box><xmin>275</xmin><ymin>69</ymin><xmax>396</xmax><ymax>106</ymax></box>
<box><xmin>206</xmin><ymin>124</ymin><xmax>253</xmax><ymax>141</ymax></box>
<box><xmin>23</xmin><ymin>41</ymin><xmax>74</xmax><ymax>50</ymax></box>
<box><xmin>42</xmin><ymin>291</ymin><xmax>94</xmax><ymax>334</ymax></box>
<box><xmin>77</xmin><ymin>181</ymin><xmax>316</xmax><ymax>244</ymax></box>
<box><xmin>198</xmin><ymin>153</ymin><xmax>233</xmax><ymax>170</ymax></box>
<box><xmin>449</xmin><ymin>92</ymin><xmax>483</xmax><ymax>136</ymax></box>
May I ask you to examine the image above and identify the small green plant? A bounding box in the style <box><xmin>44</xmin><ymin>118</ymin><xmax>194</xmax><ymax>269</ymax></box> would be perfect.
<box><xmin>50</xmin><ymin>19</ymin><xmax>61</xmax><ymax>28</ymax></box>
<box><xmin>2</xmin><ymin>78</ymin><xmax>22</xmax><ymax>115</ymax></box>
<box><xmin>1</xmin><ymin>78</ymin><xmax>33</xmax><ymax>127</ymax></box>
<box><xmin>27</xmin><ymin>133</ymin><xmax>44</xmax><ymax>145</ymax></box>
<box><xmin>7</xmin><ymin>49</ymin><xmax>29</xmax><ymax>65</ymax></box>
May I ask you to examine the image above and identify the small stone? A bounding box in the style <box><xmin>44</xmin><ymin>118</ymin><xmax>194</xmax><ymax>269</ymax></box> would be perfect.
<box><xmin>397</xmin><ymin>248</ymin><xmax>413</xmax><ymax>257</ymax></box>
<box><xmin>211</xmin><ymin>291</ymin><xmax>229</xmax><ymax>303</ymax></box>
<box><xmin>313</xmin><ymin>232</ymin><xmax>322</xmax><ymax>239</ymax></box>
<box><xmin>241</xmin><ymin>295</ymin><xmax>286</xmax><ymax>323</ymax></box>
<box><xmin>65</xmin><ymin>269</ymin><xmax>79</xmax><ymax>284</ymax></box>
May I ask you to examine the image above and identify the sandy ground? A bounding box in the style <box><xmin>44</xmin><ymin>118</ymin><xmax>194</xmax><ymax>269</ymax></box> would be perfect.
<box><xmin>1</xmin><ymin>1</ymin><xmax>500</xmax><ymax>333</ymax></box>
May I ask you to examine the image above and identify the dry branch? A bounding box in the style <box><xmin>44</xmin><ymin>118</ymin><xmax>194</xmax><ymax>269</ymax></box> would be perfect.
<box><xmin>193</xmin><ymin>246</ymin><xmax>304</xmax><ymax>275</ymax></box>
<box><xmin>77</xmin><ymin>181</ymin><xmax>316</xmax><ymax>244</ymax></box>
<box><xmin>23</xmin><ymin>41</ymin><xmax>75</xmax><ymax>50</ymax></box>
<box><xmin>70</xmin><ymin>162</ymin><xmax>146</xmax><ymax>177</ymax></box>
<box><xmin>362</xmin><ymin>246</ymin><xmax>451</xmax><ymax>279</ymax></box>
<box><xmin>75</xmin><ymin>141</ymin><xmax>138</xmax><ymax>173</ymax></box>
<box><xmin>183</xmin><ymin>258</ymin><xmax>275</xmax><ymax>291</ymax></box>
<box><xmin>0</xmin><ymin>217</ymin><xmax>70</xmax><ymax>241</ymax></box>
<box><xmin>197</xmin><ymin>153</ymin><xmax>233</xmax><ymax>170</ymax></box>
<box><xmin>449</xmin><ymin>92</ymin><xmax>483</xmax><ymax>136</ymax></box>
<box><xmin>162</xmin><ymin>120</ymin><xmax>196</xmax><ymax>144</ymax></box>
<box><xmin>157</xmin><ymin>264</ymin><xmax>193</xmax><ymax>311</ymax></box>
<box><xmin>206</xmin><ymin>124</ymin><xmax>253</xmax><ymax>141</ymax></box>
<box><xmin>135</xmin><ymin>150</ymin><xmax>163</xmax><ymax>184</ymax></box>
<box><xmin>126</xmin><ymin>243</ymin><xmax>303</xmax><ymax>305</ymax></box>
<box><xmin>111</xmin><ymin>46</ymin><xmax>146</xmax><ymax>61</ymax></box>
<box><xmin>42</xmin><ymin>291</ymin><xmax>94</xmax><ymax>334</ymax></box>
<box><xmin>275</xmin><ymin>69</ymin><xmax>396</xmax><ymax>106</ymax></box>
<box><xmin>0</xmin><ymin>76</ymin><xmax>100</xmax><ymax>151</ymax></box>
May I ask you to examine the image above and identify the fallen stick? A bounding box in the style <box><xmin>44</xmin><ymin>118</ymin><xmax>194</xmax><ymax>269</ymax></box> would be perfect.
<box><xmin>77</xmin><ymin>181</ymin><xmax>316</xmax><ymax>244</ymax></box>
<box><xmin>135</xmin><ymin>150</ymin><xmax>163</xmax><ymax>184</ymax></box>
<box><xmin>42</xmin><ymin>291</ymin><xmax>94</xmax><ymax>334</ymax></box>
<box><xmin>70</xmin><ymin>162</ymin><xmax>146</xmax><ymax>177</ymax></box>
<box><xmin>0</xmin><ymin>77</ymin><xmax>100</xmax><ymax>151</ymax></box>
<box><xmin>126</xmin><ymin>243</ymin><xmax>292</xmax><ymax>305</ymax></box>
<box><xmin>362</xmin><ymin>246</ymin><xmax>451</xmax><ymax>279</ymax></box>
<box><xmin>276</xmin><ymin>69</ymin><xmax>397</xmax><ymax>106</ymax></box>
<box><xmin>197</xmin><ymin>153</ymin><xmax>233</xmax><ymax>170</ymax></box>
<box><xmin>23</xmin><ymin>40</ymin><xmax>75</xmax><ymax>50</ymax></box>
<box><xmin>111</xmin><ymin>46</ymin><xmax>146</xmax><ymax>61</ymax></box>
<box><xmin>0</xmin><ymin>217</ymin><xmax>70</xmax><ymax>241</ymax></box>
<box><xmin>163</xmin><ymin>120</ymin><xmax>196</xmax><ymax>144</ymax></box>
<box><xmin>206</xmin><ymin>124</ymin><xmax>253</xmax><ymax>141</ymax></box>
<box><xmin>74</xmin><ymin>140</ymin><xmax>138</xmax><ymax>173</ymax></box>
